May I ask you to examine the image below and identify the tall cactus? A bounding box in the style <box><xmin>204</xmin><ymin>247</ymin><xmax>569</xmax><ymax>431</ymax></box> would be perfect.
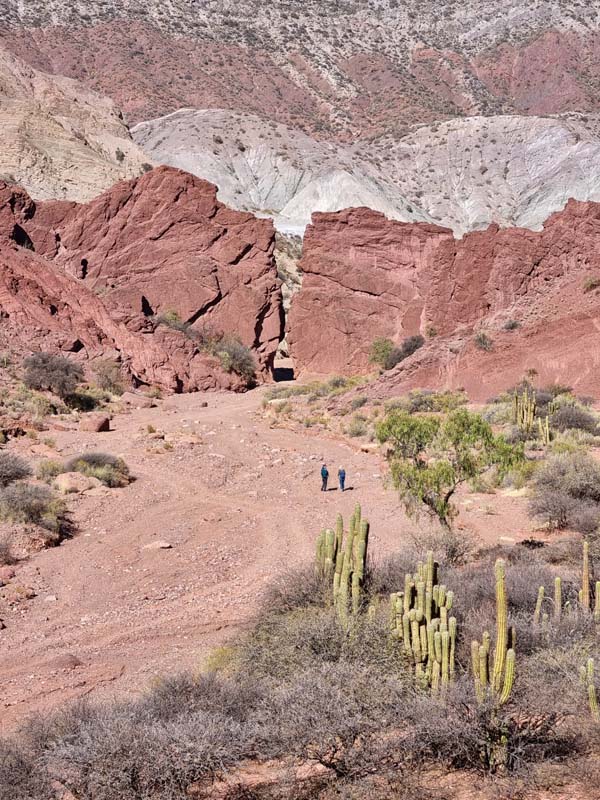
<box><xmin>472</xmin><ymin>559</ymin><xmax>516</xmax><ymax>706</ymax></box>
<box><xmin>315</xmin><ymin>506</ymin><xmax>369</xmax><ymax>624</ymax></box>
<box><xmin>554</xmin><ymin>577</ymin><xmax>562</xmax><ymax>622</ymax></box>
<box><xmin>390</xmin><ymin>549</ymin><xmax>457</xmax><ymax>693</ymax></box>
<box><xmin>537</xmin><ymin>415</ymin><xmax>551</xmax><ymax>446</ymax></box>
<box><xmin>513</xmin><ymin>386</ymin><xmax>536</xmax><ymax>433</ymax></box>
<box><xmin>582</xmin><ymin>540</ymin><xmax>591</xmax><ymax>611</ymax></box>
<box><xmin>581</xmin><ymin>658</ymin><xmax>600</xmax><ymax>721</ymax></box>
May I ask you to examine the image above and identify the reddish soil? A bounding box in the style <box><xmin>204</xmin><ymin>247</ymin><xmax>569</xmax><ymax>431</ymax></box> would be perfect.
<box><xmin>0</xmin><ymin>380</ymin><xmax>533</xmax><ymax>731</ymax></box>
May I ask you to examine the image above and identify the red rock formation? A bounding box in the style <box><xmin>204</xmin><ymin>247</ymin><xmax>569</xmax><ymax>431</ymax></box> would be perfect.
<box><xmin>288</xmin><ymin>201</ymin><xmax>600</xmax><ymax>399</ymax></box>
<box><xmin>26</xmin><ymin>166</ymin><xmax>283</xmax><ymax>376</ymax></box>
<box><xmin>0</xmin><ymin>168</ymin><xmax>283</xmax><ymax>391</ymax></box>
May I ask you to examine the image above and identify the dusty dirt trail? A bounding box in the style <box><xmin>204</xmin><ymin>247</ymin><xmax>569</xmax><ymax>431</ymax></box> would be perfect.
<box><xmin>0</xmin><ymin>386</ymin><xmax>402</xmax><ymax>729</ymax></box>
<box><xmin>0</xmin><ymin>384</ymin><xmax>532</xmax><ymax>731</ymax></box>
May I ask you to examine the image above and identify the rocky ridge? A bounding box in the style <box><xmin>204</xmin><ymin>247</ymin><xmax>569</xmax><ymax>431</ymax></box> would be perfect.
<box><xmin>0</xmin><ymin>167</ymin><xmax>283</xmax><ymax>391</ymax></box>
<box><xmin>288</xmin><ymin>201</ymin><xmax>600</xmax><ymax>398</ymax></box>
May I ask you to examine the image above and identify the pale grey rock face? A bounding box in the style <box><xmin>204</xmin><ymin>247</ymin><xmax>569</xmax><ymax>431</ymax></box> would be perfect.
<box><xmin>365</xmin><ymin>115</ymin><xmax>600</xmax><ymax>235</ymax></box>
<box><xmin>134</xmin><ymin>108</ymin><xmax>600</xmax><ymax>237</ymax></box>
<box><xmin>132</xmin><ymin>109</ymin><xmax>433</xmax><ymax>235</ymax></box>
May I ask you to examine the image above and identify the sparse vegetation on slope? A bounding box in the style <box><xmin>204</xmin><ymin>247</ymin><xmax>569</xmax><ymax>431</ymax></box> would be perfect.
<box><xmin>2</xmin><ymin>509</ymin><xmax>598</xmax><ymax>799</ymax></box>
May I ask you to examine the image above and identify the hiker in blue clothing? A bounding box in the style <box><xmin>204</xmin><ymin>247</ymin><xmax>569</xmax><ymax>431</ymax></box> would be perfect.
<box><xmin>320</xmin><ymin>464</ymin><xmax>329</xmax><ymax>491</ymax></box>
<box><xmin>338</xmin><ymin>467</ymin><xmax>346</xmax><ymax>492</ymax></box>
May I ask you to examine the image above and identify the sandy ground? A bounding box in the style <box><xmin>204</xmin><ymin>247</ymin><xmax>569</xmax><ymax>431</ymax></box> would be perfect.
<box><xmin>0</xmin><ymin>384</ymin><xmax>533</xmax><ymax>732</ymax></box>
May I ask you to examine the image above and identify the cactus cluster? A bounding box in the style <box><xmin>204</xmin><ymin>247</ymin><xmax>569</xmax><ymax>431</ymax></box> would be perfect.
<box><xmin>389</xmin><ymin>550</ymin><xmax>457</xmax><ymax>693</ymax></box>
<box><xmin>472</xmin><ymin>559</ymin><xmax>516</xmax><ymax>706</ymax></box>
<box><xmin>513</xmin><ymin>386</ymin><xmax>536</xmax><ymax>433</ymax></box>
<box><xmin>316</xmin><ymin>505</ymin><xmax>369</xmax><ymax>623</ymax></box>
<box><xmin>534</xmin><ymin>540</ymin><xmax>600</xmax><ymax>624</ymax></box>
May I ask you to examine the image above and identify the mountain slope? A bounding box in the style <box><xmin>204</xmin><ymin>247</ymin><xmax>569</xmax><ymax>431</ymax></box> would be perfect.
<box><xmin>0</xmin><ymin>46</ymin><xmax>150</xmax><ymax>201</ymax></box>
<box><xmin>288</xmin><ymin>200</ymin><xmax>600</xmax><ymax>398</ymax></box>
<box><xmin>135</xmin><ymin>109</ymin><xmax>600</xmax><ymax>236</ymax></box>
<box><xmin>2</xmin><ymin>2</ymin><xmax>600</xmax><ymax>137</ymax></box>
<box><xmin>132</xmin><ymin>109</ymin><xmax>433</xmax><ymax>233</ymax></box>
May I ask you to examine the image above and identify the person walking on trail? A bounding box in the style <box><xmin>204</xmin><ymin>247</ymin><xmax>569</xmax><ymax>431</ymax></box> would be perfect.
<box><xmin>338</xmin><ymin>467</ymin><xmax>346</xmax><ymax>492</ymax></box>
<box><xmin>321</xmin><ymin>464</ymin><xmax>329</xmax><ymax>492</ymax></box>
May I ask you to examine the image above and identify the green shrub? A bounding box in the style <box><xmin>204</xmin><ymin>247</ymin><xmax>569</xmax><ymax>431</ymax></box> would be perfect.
<box><xmin>36</xmin><ymin>459</ymin><xmax>64</xmax><ymax>483</ymax></box>
<box><xmin>210</xmin><ymin>336</ymin><xmax>256</xmax><ymax>384</ymax></box>
<box><xmin>0</xmin><ymin>452</ymin><xmax>31</xmax><ymax>486</ymax></box>
<box><xmin>347</xmin><ymin>416</ymin><xmax>368</xmax><ymax>437</ymax></box>
<box><xmin>503</xmin><ymin>319</ymin><xmax>520</xmax><ymax>331</ymax></box>
<box><xmin>0</xmin><ymin>483</ymin><xmax>67</xmax><ymax>535</ymax></box>
<box><xmin>474</xmin><ymin>332</ymin><xmax>493</xmax><ymax>351</ymax></box>
<box><xmin>350</xmin><ymin>395</ymin><xmax>368</xmax><ymax>410</ymax></box>
<box><xmin>369</xmin><ymin>335</ymin><xmax>425</xmax><ymax>371</ymax></box>
<box><xmin>368</xmin><ymin>337</ymin><xmax>394</xmax><ymax>368</ymax></box>
<box><xmin>23</xmin><ymin>353</ymin><xmax>84</xmax><ymax>398</ymax></box>
<box><xmin>65</xmin><ymin>452</ymin><xmax>130</xmax><ymax>487</ymax></box>
<box><xmin>64</xmin><ymin>387</ymin><xmax>109</xmax><ymax>411</ymax></box>
<box><xmin>406</xmin><ymin>389</ymin><xmax>468</xmax><ymax>413</ymax></box>
<box><xmin>0</xmin><ymin>534</ymin><xmax>16</xmax><ymax>566</ymax></box>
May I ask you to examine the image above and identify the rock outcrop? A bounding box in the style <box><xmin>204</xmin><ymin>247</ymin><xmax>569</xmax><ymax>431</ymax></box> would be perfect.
<box><xmin>0</xmin><ymin>168</ymin><xmax>283</xmax><ymax>391</ymax></box>
<box><xmin>288</xmin><ymin>202</ymin><xmax>600</xmax><ymax>398</ymax></box>
<box><xmin>0</xmin><ymin>45</ymin><xmax>150</xmax><ymax>202</ymax></box>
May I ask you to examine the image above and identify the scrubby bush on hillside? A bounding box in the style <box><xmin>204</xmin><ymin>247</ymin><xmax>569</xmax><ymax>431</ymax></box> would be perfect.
<box><xmin>0</xmin><ymin>452</ymin><xmax>31</xmax><ymax>486</ymax></box>
<box><xmin>368</xmin><ymin>337</ymin><xmax>394</xmax><ymax>368</ymax></box>
<box><xmin>528</xmin><ymin>452</ymin><xmax>600</xmax><ymax>532</ymax></box>
<box><xmin>474</xmin><ymin>331</ymin><xmax>493</xmax><ymax>351</ymax></box>
<box><xmin>23</xmin><ymin>353</ymin><xmax>84</xmax><ymax>399</ymax></box>
<box><xmin>551</xmin><ymin>405</ymin><xmax>598</xmax><ymax>434</ymax></box>
<box><xmin>347</xmin><ymin>415</ymin><xmax>368</xmax><ymax>437</ymax></box>
<box><xmin>0</xmin><ymin>534</ymin><xmax>16</xmax><ymax>566</ymax></box>
<box><xmin>210</xmin><ymin>335</ymin><xmax>256</xmax><ymax>384</ymax></box>
<box><xmin>369</xmin><ymin>335</ymin><xmax>425</xmax><ymax>371</ymax></box>
<box><xmin>36</xmin><ymin>460</ymin><xmax>64</xmax><ymax>483</ymax></box>
<box><xmin>65</xmin><ymin>452</ymin><xmax>130</xmax><ymax>487</ymax></box>
<box><xmin>0</xmin><ymin>484</ymin><xmax>67</xmax><ymax>540</ymax></box>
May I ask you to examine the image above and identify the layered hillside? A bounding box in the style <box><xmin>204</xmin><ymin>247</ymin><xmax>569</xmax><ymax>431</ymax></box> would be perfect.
<box><xmin>0</xmin><ymin>167</ymin><xmax>283</xmax><ymax>390</ymax></box>
<box><xmin>288</xmin><ymin>202</ymin><xmax>600</xmax><ymax>398</ymax></box>
<box><xmin>132</xmin><ymin>109</ymin><xmax>434</xmax><ymax>234</ymax></box>
<box><xmin>2</xmin><ymin>2</ymin><xmax>600</xmax><ymax>138</ymax></box>
<box><xmin>135</xmin><ymin>110</ymin><xmax>600</xmax><ymax>236</ymax></box>
<box><xmin>0</xmin><ymin>45</ymin><xmax>150</xmax><ymax>201</ymax></box>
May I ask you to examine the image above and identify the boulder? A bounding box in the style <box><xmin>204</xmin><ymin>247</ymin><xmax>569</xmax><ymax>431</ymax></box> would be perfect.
<box><xmin>54</xmin><ymin>472</ymin><xmax>102</xmax><ymax>494</ymax></box>
<box><xmin>79</xmin><ymin>414</ymin><xmax>111</xmax><ymax>432</ymax></box>
<box><xmin>120</xmin><ymin>392</ymin><xmax>155</xmax><ymax>409</ymax></box>
<box><xmin>0</xmin><ymin>566</ymin><xmax>16</xmax><ymax>585</ymax></box>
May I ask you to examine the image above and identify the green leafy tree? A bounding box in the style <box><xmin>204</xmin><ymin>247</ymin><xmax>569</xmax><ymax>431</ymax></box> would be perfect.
<box><xmin>377</xmin><ymin>408</ymin><xmax>523</xmax><ymax>528</ymax></box>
